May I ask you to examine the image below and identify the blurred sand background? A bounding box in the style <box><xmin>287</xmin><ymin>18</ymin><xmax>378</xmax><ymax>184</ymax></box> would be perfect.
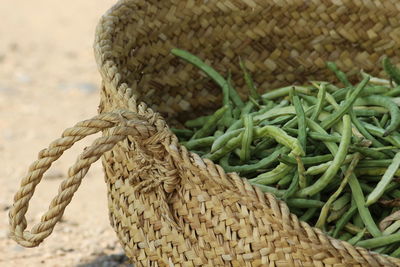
<box><xmin>0</xmin><ymin>1</ymin><xmax>133</xmax><ymax>266</ymax></box>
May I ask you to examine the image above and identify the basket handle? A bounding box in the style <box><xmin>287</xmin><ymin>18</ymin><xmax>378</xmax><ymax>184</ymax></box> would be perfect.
<box><xmin>8</xmin><ymin>110</ymin><xmax>155</xmax><ymax>248</ymax></box>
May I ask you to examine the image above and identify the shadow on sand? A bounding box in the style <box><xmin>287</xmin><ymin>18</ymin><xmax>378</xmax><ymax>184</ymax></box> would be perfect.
<box><xmin>76</xmin><ymin>253</ymin><xmax>133</xmax><ymax>267</ymax></box>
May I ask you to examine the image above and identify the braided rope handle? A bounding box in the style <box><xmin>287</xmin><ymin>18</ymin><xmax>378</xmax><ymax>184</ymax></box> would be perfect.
<box><xmin>8</xmin><ymin>110</ymin><xmax>154</xmax><ymax>248</ymax></box>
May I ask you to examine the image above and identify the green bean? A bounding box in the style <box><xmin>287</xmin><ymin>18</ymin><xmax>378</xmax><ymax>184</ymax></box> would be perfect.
<box><xmin>261</xmin><ymin>85</ymin><xmax>313</xmax><ymax>100</ymax></box>
<box><xmin>295</xmin><ymin>156</ymin><xmax>307</xmax><ymax>189</ymax></box>
<box><xmin>262</xmin><ymin>115</ymin><xmax>294</xmax><ymax>126</ymax></box>
<box><xmin>333</xmin><ymin>86</ymin><xmax>390</xmax><ymax>102</ymax></box>
<box><xmin>325</xmin><ymin>83</ymin><xmax>341</xmax><ymax>92</ymax></box>
<box><xmin>326</xmin><ymin>61</ymin><xmax>351</xmax><ymax>87</ymax></box>
<box><xmin>390</xmin><ymin>190</ymin><xmax>400</xmax><ymax>199</ymax></box>
<box><xmin>214</xmin><ymin>130</ymin><xmax>224</xmax><ymax>137</ymax></box>
<box><xmin>304</xmin><ymin>155</ymin><xmax>353</xmax><ymax>176</ymax></box>
<box><xmin>254</xmin><ymin>106</ymin><xmax>296</xmax><ymax>122</ymax></box>
<box><xmin>325</xmin><ymin>91</ymin><xmax>341</xmax><ymax>110</ymax></box>
<box><xmin>226</xmin><ymin>119</ymin><xmax>243</xmax><ymax>132</ymax></box>
<box><xmin>221</xmin><ymin>107</ymin><xmax>234</xmax><ymax>128</ymax></box>
<box><xmin>363</xmin><ymin>123</ymin><xmax>400</xmax><ymax>148</ymax></box>
<box><xmin>378</xmin><ymin>243</ymin><xmax>400</xmax><ymax>255</ymax></box>
<box><xmin>353</xmin><ymin>108</ymin><xmax>385</xmax><ymax>117</ymax></box>
<box><xmin>311</xmin><ymin>83</ymin><xmax>327</xmax><ymax>121</ymax></box>
<box><xmin>356</xmin><ymin>168</ymin><xmax>400</xmax><ymax>177</ymax></box>
<box><xmin>192</xmin><ymin>105</ymin><xmax>229</xmax><ymax>139</ymax></box>
<box><xmin>349</xmin><ymin>107</ymin><xmax>387</xmax><ymax>150</ymax></box>
<box><xmin>286</xmin><ymin>198</ymin><xmax>325</xmax><ymax>209</ymax></box>
<box><xmin>344</xmin><ymin>223</ymin><xmax>369</xmax><ymax>235</ymax></box>
<box><xmin>350</xmin><ymin>146</ymin><xmax>388</xmax><ymax>160</ymax></box>
<box><xmin>299</xmin><ymin>93</ymin><xmax>317</xmax><ymax>106</ymax></box>
<box><xmin>356</xmin><ymin>232</ymin><xmax>400</xmax><ymax>249</ymax></box>
<box><xmin>332</xmin><ymin>205</ymin><xmax>357</xmax><ymax>238</ymax></box>
<box><xmin>251</xmin><ymin>163</ymin><xmax>294</xmax><ymax>185</ymax></box>
<box><xmin>254</xmin><ymin>125</ymin><xmax>305</xmax><ymax>156</ymax></box>
<box><xmin>383</xmin><ymin>221</ymin><xmax>400</xmax><ymax>235</ymax></box>
<box><xmin>308</xmin><ymin>132</ymin><xmax>341</xmax><ymax>143</ymax></box>
<box><xmin>306</xmin><ymin>119</ymin><xmax>338</xmax><ymax>155</ymax></box>
<box><xmin>353</xmin><ymin>213</ymin><xmax>364</xmax><ymax>228</ymax></box>
<box><xmin>282</xmin><ymin>106</ymin><xmax>315</xmax><ymax>129</ymax></box>
<box><xmin>383</xmin><ymin>57</ymin><xmax>400</xmax><ymax>85</ymax></box>
<box><xmin>359</xmin><ymin>182</ymin><xmax>374</xmax><ymax>194</ymax></box>
<box><xmin>277</xmin><ymin>171</ymin><xmax>294</xmax><ymax>187</ymax></box>
<box><xmin>384</xmin><ymin>87</ymin><xmax>400</xmax><ymax>97</ymax></box>
<box><xmin>249</xmin><ymin>182</ymin><xmax>285</xmax><ymax>198</ymax></box>
<box><xmin>184</xmin><ymin>115</ymin><xmax>212</xmax><ymax>128</ymax></box>
<box><xmin>373</xmin><ymin>146</ymin><xmax>398</xmax><ymax>151</ymax></box>
<box><xmin>171</xmin><ymin>128</ymin><xmax>193</xmax><ymax>138</ymax></box>
<box><xmin>282</xmin><ymin>172</ymin><xmax>299</xmax><ymax>200</ymax></box>
<box><xmin>380</xmin><ymin>113</ymin><xmax>390</xmax><ymax>128</ymax></box>
<box><xmin>315</xmin><ymin>154</ymin><xmax>360</xmax><ymax>229</ymax></box>
<box><xmin>299</xmin><ymin>208</ymin><xmax>318</xmax><ymax>222</ymax></box>
<box><xmin>358</xmin><ymin>159</ymin><xmax>392</xmax><ymax>168</ymax></box>
<box><xmin>240</xmin><ymin>115</ymin><xmax>253</xmax><ymax>162</ymax></box>
<box><xmin>366</xmin><ymin>151</ymin><xmax>400</xmax><ymax>206</ymax></box>
<box><xmin>211</xmin><ymin>129</ymin><xmax>243</xmax><ymax>153</ymax></box>
<box><xmin>219</xmin><ymin>146</ymin><xmax>289</xmax><ymax>175</ymax></box>
<box><xmin>321</xmin><ymin>76</ymin><xmax>369</xmax><ymax>129</ymax></box>
<box><xmin>331</xmin><ymin>193</ymin><xmax>352</xmax><ymax>211</ymax></box>
<box><xmin>241</xmin><ymin>102</ymin><xmax>255</xmax><ymax>116</ymax></box>
<box><xmin>278</xmin><ymin>154</ymin><xmax>334</xmax><ymax>166</ymax></box>
<box><xmin>292</xmin><ymin>91</ymin><xmax>307</xmax><ymax>154</ymax></box>
<box><xmin>204</xmin><ymin>132</ymin><xmax>243</xmax><ymax>161</ymax></box>
<box><xmin>372</xmin><ymin>116</ymin><xmax>382</xmax><ymax>128</ymax></box>
<box><xmin>391</xmin><ymin>246</ymin><xmax>400</xmax><ymax>257</ymax></box>
<box><xmin>338</xmin><ymin>232</ymin><xmax>353</xmax><ymax>241</ymax></box>
<box><xmin>327</xmin><ymin>206</ymin><xmax>349</xmax><ymax>223</ymax></box>
<box><xmin>171</xmin><ymin>49</ymin><xmax>232</xmax><ymax>105</ymax></box>
<box><xmin>348</xmin><ymin>174</ymin><xmax>382</xmax><ymax>237</ymax></box>
<box><xmin>227</xmin><ymin>71</ymin><xmax>244</xmax><ymax>108</ymax></box>
<box><xmin>348</xmin><ymin>228</ymin><xmax>367</xmax><ymax>245</ymax></box>
<box><xmin>239</xmin><ymin>58</ymin><xmax>260</xmax><ymax>100</ymax></box>
<box><xmin>361</xmin><ymin>95</ymin><xmax>400</xmax><ymax>136</ymax></box>
<box><xmin>362</xmin><ymin>70</ymin><xmax>391</xmax><ymax>86</ymax></box>
<box><xmin>183</xmin><ymin>136</ymin><xmax>215</xmax><ymax>150</ymax></box>
<box><xmin>297</xmin><ymin>115</ymin><xmax>351</xmax><ymax>197</ymax></box>
<box><xmin>232</xmin><ymin>107</ymin><xmax>241</xmax><ymax>119</ymax></box>
<box><xmin>252</xmin><ymin>138</ymin><xmax>276</xmax><ymax>156</ymax></box>
<box><xmin>308</xmin><ymin>132</ymin><xmax>361</xmax><ymax>144</ymax></box>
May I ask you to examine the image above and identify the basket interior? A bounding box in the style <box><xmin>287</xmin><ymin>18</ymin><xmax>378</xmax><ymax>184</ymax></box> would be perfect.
<box><xmin>97</xmin><ymin>0</ymin><xmax>400</xmax><ymax>126</ymax></box>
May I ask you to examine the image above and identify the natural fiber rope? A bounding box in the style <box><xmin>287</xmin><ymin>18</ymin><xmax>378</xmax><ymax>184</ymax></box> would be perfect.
<box><xmin>8</xmin><ymin>110</ymin><xmax>156</xmax><ymax>247</ymax></box>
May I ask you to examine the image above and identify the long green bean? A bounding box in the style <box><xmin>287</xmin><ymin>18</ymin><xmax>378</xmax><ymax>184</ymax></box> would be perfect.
<box><xmin>278</xmin><ymin>154</ymin><xmax>333</xmax><ymax>166</ymax></box>
<box><xmin>192</xmin><ymin>105</ymin><xmax>229</xmax><ymax>139</ymax></box>
<box><xmin>361</xmin><ymin>95</ymin><xmax>400</xmax><ymax>136</ymax></box>
<box><xmin>315</xmin><ymin>153</ymin><xmax>360</xmax><ymax>229</ymax></box>
<box><xmin>240</xmin><ymin>115</ymin><xmax>253</xmax><ymax>162</ymax></box>
<box><xmin>219</xmin><ymin>146</ymin><xmax>289</xmax><ymax>175</ymax></box>
<box><xmin>321</xmin><ymin>76</ymin><xmax>369</xmax><ymax>129</ymax></box>
<box><xmin>366</xmin><ymin>151</ymin><xmax>400</xmax><ymax>206</ymax></box>
<box><xmin>348</xmin><ymin>174</ymin><xmax>382</xmax><ymax>237</ymax></box>
<box><xmin>297</xmin><ymin>115</ymin><xmax>352</xmax><ymax>197</ymax></box>
<box><xmin>383</xmin><ymin>57</ymin><xmax>400</xmax><ymax>85</ymax></box>
<box><xmin>292</xmin><ymin>91</ymin><xmax>307</xmax><ymax>154</ymax></box>
<box><xmin>357</xmin><ymin>232</ymin><xmax>400</xmax><ymax>249</ymax></box>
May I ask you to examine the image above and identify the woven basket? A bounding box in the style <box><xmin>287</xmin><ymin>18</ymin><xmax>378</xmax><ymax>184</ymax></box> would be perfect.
<box><xmin>9</xmin><ymin>0</ymin><xmax>400</xmax><ymax>266</ymax></box>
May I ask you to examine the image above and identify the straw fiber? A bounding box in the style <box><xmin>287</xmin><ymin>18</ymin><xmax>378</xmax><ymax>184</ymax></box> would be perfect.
<box><xmin>9</xmin><ymin>0</ymin><xmax>400</xmax><ymax>266</ymax></box>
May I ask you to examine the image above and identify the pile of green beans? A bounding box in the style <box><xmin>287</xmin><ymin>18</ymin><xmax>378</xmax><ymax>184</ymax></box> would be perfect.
<box><xmin>171</xmin><ymin>48</ymin><xmax>400</xmax><ymax>257</ymax></box>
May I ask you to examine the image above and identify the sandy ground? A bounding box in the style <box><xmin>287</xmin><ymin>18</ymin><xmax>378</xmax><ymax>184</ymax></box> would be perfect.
<box><xmin>0</xmin><ymin>1</ymin><xmax>134</xmax><ymax>266</ymax></box>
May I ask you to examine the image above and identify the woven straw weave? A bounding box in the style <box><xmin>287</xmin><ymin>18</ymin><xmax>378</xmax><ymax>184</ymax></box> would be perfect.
<box><xmin>8</xmin><ymin>0</ymin><xmax>400</xmax><ymax>266</ymax></box>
